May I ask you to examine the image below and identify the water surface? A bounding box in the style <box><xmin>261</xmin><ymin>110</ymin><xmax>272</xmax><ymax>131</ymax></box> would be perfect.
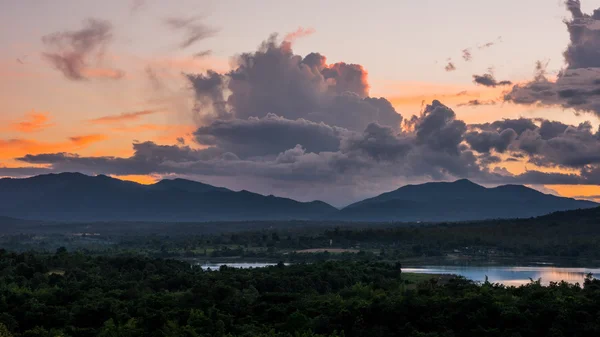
<box><xmin>200</xmin><ymin>262</ymin><xmax>282</xmax><ymax>270</ymax></box>
<box><xmin>198</xmin><ymin>262</ymin><xmax>600</xmax><ymax>286</ymax></box>
<box><xmin>403</xmin><ymin>265</ymin><xmax>600</xmax><ymax>286</ymax></box>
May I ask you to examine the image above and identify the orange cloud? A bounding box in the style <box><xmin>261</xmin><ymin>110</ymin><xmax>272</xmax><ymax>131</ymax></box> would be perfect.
<box><xmin>10</xmin><ymin>111</ymin><xmax>54</xmax><ymax>133</ymax></box>
<box><xmin>90</xmin><ymin>110</ymin><xmax>157</xmax><ymax>124</ymax></box>
<box><xmin>284</xmin><ymin>27</ymin><xmax>316</xmax><ymax>43</ymax></box>
<box><xmin>0</xmin><ymin>134</ymin><xmax>107</xmax><ymax>159</ymax></box>
<box><xmin>69</xmin><ymin>134</ymin><xmax>108</xmax><ymax>146</ymax></box>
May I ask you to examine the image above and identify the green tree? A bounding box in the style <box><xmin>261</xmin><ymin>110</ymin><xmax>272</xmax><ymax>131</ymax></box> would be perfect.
<box><xmin>0</xmin><ymin>323</ymin><xmax>12</xmax><ymax>337</ymax></box>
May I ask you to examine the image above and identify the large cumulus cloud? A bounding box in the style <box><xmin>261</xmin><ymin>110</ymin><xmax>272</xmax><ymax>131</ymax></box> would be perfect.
<box><xmin>466</xmin><ymin>117</ymin><xmax>600</xmax><ymax>169</ymax></box>
<box><xmin>188</xmin><ymin>35</ymin><xmax>402</xmax><ymax>131</ymax></box>
<box><xmin>505</xmin><ymin>1</ymin><xmax>600</xmax><ymax>117</ymax></box>
<box><xmin>10</xmin><ymin>32</ymin><xmax>600</xmax><ymax>204</ymax></box>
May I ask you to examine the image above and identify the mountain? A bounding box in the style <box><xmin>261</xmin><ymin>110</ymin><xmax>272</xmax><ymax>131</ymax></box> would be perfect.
<box><xmin>1</xmin><ymin>174</ymin><xmax>595</xmax><ymax>223</ymax></box>
<box><xmin>0</xmin><ymin>173</ymin><xmax>337</xmax><ymax>222</ymax></box>
<box><xmin>335</xmin><ymin>179</ymin><xmax>598</xmax><ymax>222</ymax></box>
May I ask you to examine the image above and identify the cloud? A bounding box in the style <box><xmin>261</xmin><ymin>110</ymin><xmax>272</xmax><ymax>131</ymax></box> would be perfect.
<box><xmin>41</xmin><ymin>18</ymin><xmax>124</xmax><ymax>81</ymax></box>
<box><xmin>194</xmin><ymin>113</ymin><xmax>348</xmax><ymax>157</ymax></box>
<box><xmin>89</xmin><ymin>110</ymin><xmax>157</xmax><ymax>124</ymax></box>
<box><xmin>445</xmin><ymin>61</ymin><xmax>456</xmax><ymax>72</ymax></box>
<box><xmin>505</xmin><ymin>1</ymin><xmax>600</xmax><ymax>117</ymax></box>
<box><xmin>13</xmin><ymin>31</ymin><xmax>600</xmax><ymax>204</ymax></box>
<box><xmin>165</xmin><ymin>16</ymin><xmax>218</xmax><ymax>49</ymax></box>
<box><xmin>467</xmin><ymin>115</ymin><xmax>600</xmax><ymax>170</ymax></box>
<box><xmin>69</xmin><ymin>134</ymin><xmax>108</xmax><ymax>146</ymax></box>
<box><xmin>0</xmin><ymin>134</ymin><xmax>107</xmax><ymax>160</ymax></box>
<box><xmin>188</xmin><ymin>35</ymin><xmax>401</xmax><ymax>131</ymax></box>
<box><xmin>340</xmin><ymin>123</ymin><xmax>412</xmax><ymax>162</ymax></box>
<box><xmin>9</xmin><ymin>112</ymin><xmax>53</xmax><ymax>133</ymax></box>
<box><xmin>457</xmin><ymin>99</ymin><xmax>497</xmax><ymax>107</ymax></box>
<box><xmin>283</xmin><ymin>27</ymin><xmax>316</xmax><ymax>43</ymax></box>
<box><xmin>193</xmin><ymin>50</ymin><xmax>212</xmax><ymax>58</ymax></box>
<box><xmin>465</xmin><ymin>129</ymin><xmax>517</xmax><ymax>153</ymax></box>
<box><xmin>462</xmin><ymin>49</ymin><xmax>472</xmax><ymax>62</ymax></box>
<box><xmin>12</xmin><ymin>105</ymin><xmax>600</xmax><ymax>204</ymax></box>
<box><xmin>478</xmin><ymin>42</ymin><xmax>495</xmax><ymax>50</ymax></box>
<box><xmin>472</xmin><ymin>72</ymin><xmax>512</xmax><ymax>87</ymax></box>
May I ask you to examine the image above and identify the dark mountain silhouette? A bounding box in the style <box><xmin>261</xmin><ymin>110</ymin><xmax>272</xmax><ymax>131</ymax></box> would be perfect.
<box><xmin>336</xmin><ymin>179</ymin><xmax>598</xmax><ymax>222</ymax></box>
<box><xmin>0</xmin><ymin>173</ymin><xmax>337</xmax><ymax>222</ymax></box>
<box><xmin>0</xmin><ymin>174</ymin><xmax>596</xmax><ymax>223</ymax></box>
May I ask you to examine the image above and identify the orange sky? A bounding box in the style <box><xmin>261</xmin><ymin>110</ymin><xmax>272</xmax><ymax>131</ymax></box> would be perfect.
<box><xmin>3</xmin><ymin>0</ymin><xmax>600</xmax><ymax>202</ymax></box>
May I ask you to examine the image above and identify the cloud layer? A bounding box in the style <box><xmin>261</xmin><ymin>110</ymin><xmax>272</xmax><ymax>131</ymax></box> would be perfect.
<box><xmin>41</xmin><ymin>19</ymin><xmax>124</xmax><ymax>81</ymax></box>
<box><xmin>12</xmin><ymin>20</ymin><xmax>600</xmax><ymax>204</ymax></box>
<box><xmin>505</xmin><ymin>1</ymin><xmax>600</xmax><ymax>117</ymax></box>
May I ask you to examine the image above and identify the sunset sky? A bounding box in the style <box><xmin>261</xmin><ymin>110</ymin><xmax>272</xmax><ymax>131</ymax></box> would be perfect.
<box><xmin>3</xmin><ymin>0</ymin><xmax>600</xmax><ymax>206</ymax></box>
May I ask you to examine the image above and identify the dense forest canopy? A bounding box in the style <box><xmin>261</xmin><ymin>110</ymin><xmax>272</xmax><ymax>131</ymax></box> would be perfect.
<box><xmin>1</xmin><ymin>250</ymin><xmax>600</xmax><ymax>337</ymax></box>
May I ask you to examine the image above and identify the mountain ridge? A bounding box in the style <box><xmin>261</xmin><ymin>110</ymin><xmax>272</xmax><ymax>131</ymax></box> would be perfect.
<box><xmin>336</xmin><ymin>179</ymin><xmax>597</xmax><ymax>222</ymax></box>
<box><xmin>0</xmin><ymin>173</ymin><xmax>596</xmax><ymax>223</ymax></box>
<box><xmin>0</xmin><ymin>173</ymin><xmax>337</xmax><ymax>222</ymax></box>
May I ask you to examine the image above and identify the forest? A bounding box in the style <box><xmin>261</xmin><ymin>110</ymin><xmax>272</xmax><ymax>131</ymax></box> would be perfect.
<box><xmin>3</xmin><ymin>206</ymin><xmax>600</xmax><ymax>260</ymax></box>
<box><xmin>1</xmin><ymin>250</ymin><xmax>600</xmax><ymax>337</ymax></box>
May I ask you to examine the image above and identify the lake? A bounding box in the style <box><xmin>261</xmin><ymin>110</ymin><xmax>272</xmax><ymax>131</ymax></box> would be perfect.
<box><xmin>199</xmin><ymin>262</ymin><xmax>284</xmax><ymax>270</ymax></box>
<box><xmin>199</xmin><ymin>262</ymin><xmax>600</xmax><ymax>286</ymax></box>
<box><xmin>403</xmin><ymin>265</ymin><xmax>600</xmax><ymax>286</ymax></box>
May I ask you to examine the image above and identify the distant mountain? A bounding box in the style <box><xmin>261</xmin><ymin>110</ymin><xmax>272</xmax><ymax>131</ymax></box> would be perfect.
<box><xmin>0</xmin><ymin>173</ymin><xmax>337</xmax><ymax>222</ymax></box>
<box><xmin>335</xmin><ymin>179</ymin><xmax>598</xmax><ymax>222</ymax></box>
<box><xmin>0</xmin><ymin>174</ymin><xmax>595</xmax><ymax>223</ymax></box>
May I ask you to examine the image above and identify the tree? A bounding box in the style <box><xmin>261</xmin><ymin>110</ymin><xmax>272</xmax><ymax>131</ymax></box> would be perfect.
<box><xmin>0</xmin><ymin>323</ymin><xmax>12</xmax><ymax>337</ymax></box>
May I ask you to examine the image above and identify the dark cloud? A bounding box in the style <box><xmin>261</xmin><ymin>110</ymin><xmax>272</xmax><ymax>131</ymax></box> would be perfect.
<box><xmin>186</xmin><ymin>71</ymin><xmax>230</xmax><ymax>122</ymax></box>
<box><xmin>41</xmin><ymin>18</ymin><xmax>124</xmax><ymax>81</ymax></box>
<box><xmin>472</xmin><ymin>118</ymin><xmax>538</xmax><ymax>136</ymax></box>
<box><xmin>468</xmin><ymin>116</ymin><xmax>600</xmax><ymax>170</ymax></box>
<box><xmin>17</xmin><ymin>142</ymin><xmax>219</xmax><ymax>176</ymax></box>
<box><xmin>462</xmin><ymin>49</ymin><xmax>472</xmax><ymax>62</ymax></box>
<box><xmin>564</xmin><ymin>0</ymin><xmax>600</xmax><ymax>69</ymax></box>
<box><xmin>472</xmin><ymin>72</ymin><xmax>512</xmax><ymax>87</ymax></box>
<box><xmin>457</xmin><ymin>99</ymin><xmax>497</xmax><ymax>107</ymax></box>
<box><xmin>413</xmin><ymin>100</ymin><xmax>466</xmax><ymax>155</ymax></box>
<box><xmin>194</xmin><ymin>114</ymin><xmax>347</xmax><ymax>157</ymax></box>
<box><xmin>465</xmin><ymin>129</ymin><xmax>517</xmax><ymax>153</ymax></box>
<box><xmin>537</xmin><ymin>119</ymin><xmax>570</xmax><ymax>140</ymax></box>
<box><xmin>193</xmin><ymin>50</ymin><xmax>212</xmax><ymax>58</ymax></box>
<box><xmin>165</xmin><ymin>16</ymin><xmax>218</xmax><ymax>49</ymax></box>
<box><xmin>340</xmin><ymin>123</ymin><xmax>412</xmax><ymax>161</ymax></box>
<box><xmin>445</xmin><ymin>62</ymin><xmax>456</xmax><ymax>72</ymax></box>
<box><xmin>505</xmin><ymin>2</ymin><xmax>600</xmax><ymax>117</ymax></box>
<box><xmin>478</xmin><ymin>153</ymin><xmax>502</xmax><ymax>166</ymax></box>
<box><xmin>0</xmin><ymin>167</ymin><xmax>53</xmax><ymax>177</ymax></box>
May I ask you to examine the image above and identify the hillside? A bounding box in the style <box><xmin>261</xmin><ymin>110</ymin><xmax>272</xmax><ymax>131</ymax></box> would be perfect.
<box><xmin>0</xmin><ymin>173</ymin><xmax>337</xmax><ymax>222</ymax></box>
<box><xmin>335</xmin><ymin>179</ymin><xmax>598</xmax><ymax>222</ymax></box>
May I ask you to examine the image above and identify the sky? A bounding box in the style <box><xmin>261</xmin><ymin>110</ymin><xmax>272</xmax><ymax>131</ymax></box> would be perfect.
<box><xmin>3</xmin><ymin>0</ymin><xmax>600</xmax><ymax>206</ymax></box>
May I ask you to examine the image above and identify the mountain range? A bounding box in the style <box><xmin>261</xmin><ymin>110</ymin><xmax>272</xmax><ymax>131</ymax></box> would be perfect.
<box><xmin>334</xmin><ymin>179</ymin><xmax>598</xmax><ymax>222</ymax></box>
<box><xmin>0</xmin><ymin>173</ymin><xmax>596</xmax><ymax>223</ymax></box>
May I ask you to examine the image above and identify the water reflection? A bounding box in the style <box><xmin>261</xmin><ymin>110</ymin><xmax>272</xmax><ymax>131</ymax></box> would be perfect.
<box><xmin>199</xmin><ymin>262</ymin><xmax>282</xmax><ymax>270</ymax></box>
<box><xmin>403</xmin><ymin>266</ymin><xmax>600</xmax><ymax>286</ymax></box>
